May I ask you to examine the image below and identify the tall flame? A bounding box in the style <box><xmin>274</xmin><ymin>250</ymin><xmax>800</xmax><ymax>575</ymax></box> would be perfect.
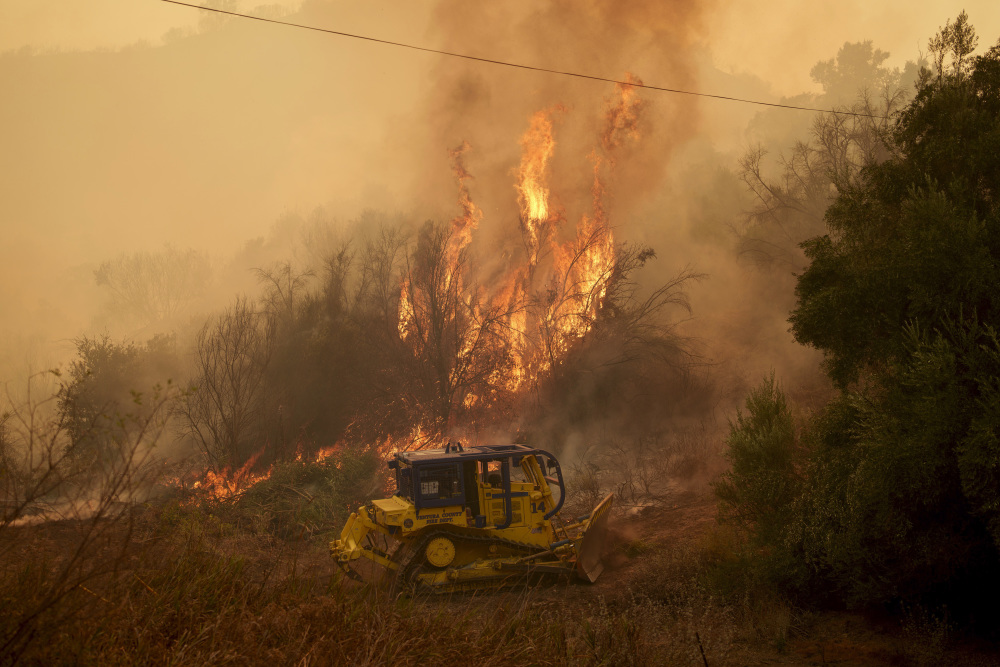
<box><xmin>515</xmin><ymin>108</ymin><xmax>563</xmax><ymax>269</ymax></box>
<box><xmin>447</xmin><ymin>141</ymin><xmax>483</xmax><ymax>267</ymax></box>
<box><xmin>399</xmin><ymin>77</ymin><xmax>645</xmax><ymax>398</ymax></box>
<box><xmin>516</xmin><ymin>109</ymin><xmax>557</xmax><ymax>223</ymax></box>
<box><xmin>176</xmin><ymin>78</ymin><xmax>647</xmax><ymax>502</ymax></box>
<box><xmin>512</xmin><ymin>78</ymin><xmax>641</xmax><ymax>373</ymax></box>
<box><xmin>398</xmin><ymin>142</ymin><xmax>483</xmax><ymax>342</ymax></box>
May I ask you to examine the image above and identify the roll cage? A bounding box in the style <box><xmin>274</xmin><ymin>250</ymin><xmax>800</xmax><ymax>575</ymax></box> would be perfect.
<box><xmin>388</xmin><ymin>443</ymin><xmax>565</xmax><ymax>527</ymax></box>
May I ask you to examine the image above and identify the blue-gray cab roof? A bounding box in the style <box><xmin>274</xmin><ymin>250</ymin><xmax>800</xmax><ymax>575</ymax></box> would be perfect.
<box><xmin>394</xmin><ymin>443</ymin><xmax>546</xmax><ymax>465</ymax></box>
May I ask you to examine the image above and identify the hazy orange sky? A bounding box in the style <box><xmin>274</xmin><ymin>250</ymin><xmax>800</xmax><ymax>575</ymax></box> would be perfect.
<box><xmin>2</xmin><ymin>0</ymin><xmax>999</xmax><ymax>378</ymax></box>
<box><xmin>4</xmin><ymin>1</ymin><xmax>998</xmax><ymax>93</ymax></box>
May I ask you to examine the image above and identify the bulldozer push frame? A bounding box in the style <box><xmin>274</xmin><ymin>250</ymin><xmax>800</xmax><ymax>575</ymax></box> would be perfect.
<box><xmin>331</xmin><ymin>442</ymin><xmax>614</xmax><ymax>594</ymax></box>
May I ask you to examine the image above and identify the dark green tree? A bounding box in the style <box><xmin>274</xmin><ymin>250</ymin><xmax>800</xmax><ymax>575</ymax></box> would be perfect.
<box><xmin>791</xmin><ymin>29</ymin><xmax>1000</xmax><ymax>388</ymax></box>
<box><xmin>715</xmin><ymin>374</ymin><xmax>801</xmax><ymax>547</ymax></box>
<box><xmin>787</xmin><ymin>26</ymin><xmax>1000</xmax><ymax>605</ymax></box>
<box><xmin>724</xmin><ymin>19</ymin><xmax>1000</xmax><ymax>610</ymax></box>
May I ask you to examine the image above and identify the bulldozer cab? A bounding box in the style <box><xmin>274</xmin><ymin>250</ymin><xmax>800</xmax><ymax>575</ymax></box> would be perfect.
<box><xmin>389</xmin><ymin>442</ymin><xmax>564</xmax><ymax>529</ymax></box>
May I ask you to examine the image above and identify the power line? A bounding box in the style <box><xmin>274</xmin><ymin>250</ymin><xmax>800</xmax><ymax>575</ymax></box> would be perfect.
<box><xmin>160</xmin><ymin>0</ymin><xmax>886</xmax><ymax>119</ymax></box>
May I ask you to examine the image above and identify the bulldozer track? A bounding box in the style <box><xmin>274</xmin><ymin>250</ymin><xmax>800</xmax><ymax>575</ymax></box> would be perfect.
<box><xmin>393</xmin><ymin>525</ymin><xmax>554</xmax><ymax>596</ymax></box>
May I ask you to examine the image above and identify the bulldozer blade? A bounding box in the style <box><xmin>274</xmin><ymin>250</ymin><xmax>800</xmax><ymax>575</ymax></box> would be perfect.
<box><xmin>575</xmin><ymin>493</ymin><xmax>615</xmax><ymax>583</ymax></box>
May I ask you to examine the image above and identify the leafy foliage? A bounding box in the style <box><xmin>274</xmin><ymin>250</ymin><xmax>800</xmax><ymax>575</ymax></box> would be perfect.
<box><xmin>715</xmin><ymin>375</ymin><xmax>800</xmax><ymax>547</ymax></box>
<box><xmin>791</xmin><ymin>327</ymin><xmax>998</xmax><ymax>605</ymax></box>
<box><xmin>792</xmin><ymin>32</ymin><xmax>1000</xmax><ymax>388</ymax></box>
<box><xmin>722</xmin><ymin>20</ymin><xmax>1000</xmax><ymax>612</ymax></box>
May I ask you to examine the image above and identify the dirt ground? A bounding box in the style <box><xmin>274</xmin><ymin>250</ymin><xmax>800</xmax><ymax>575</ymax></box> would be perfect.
<box><xmin>555</xmin><ymin>488</ymin><xmax>1000</xmax><ymax>666</ymax></box>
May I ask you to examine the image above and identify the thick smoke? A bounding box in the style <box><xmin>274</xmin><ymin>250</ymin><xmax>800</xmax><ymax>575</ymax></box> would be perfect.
<box><xmin>2</xmin><ymin>0</ymin><xmax>983</xmax><ymax>496</ymax></box>
<box><xmin>402</xmin><ymin>0</ymin><xmax>703</xmax><ymax>233</ymax></box>
<box><xmin>390</xmin><ymin>1</ymin><xmax>814</xmax><ymax>454</ymax></box>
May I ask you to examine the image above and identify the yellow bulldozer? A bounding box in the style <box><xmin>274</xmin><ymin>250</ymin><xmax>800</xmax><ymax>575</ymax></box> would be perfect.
<box><xmin>331</xmin><ymin>442</ymin><xmax>614</xmax><ymax>594</ymax></box>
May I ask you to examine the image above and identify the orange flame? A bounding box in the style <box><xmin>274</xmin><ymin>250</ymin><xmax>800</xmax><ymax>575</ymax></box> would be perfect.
<box><xmin>548</xmin><ymin>75</ymin><xmax>643</xmax><ymax>343</ymax></box>
<box><xmin>516</xmin><ymin>109</ymin><xmax>557</xmax><ymax>223</ymax></box>
<box><xmin>398</xmin><ymin>276</ymin><xmax>415</xmax><ymax>341</ymax></box>
<box><xmin>177</xmin><ymin>78</ymin><xmax>648</xmax><ymax>504</ymax></box>
<box><xmin>515</xmin><ymin>107</ymin><xmax>563</xmax><ymax>269</ymax></box>
<box><xmin>447</xmin><ymin>141</ymin><xmax>483</xmax><ymax>267</ymax></box>
<box><xmin>398</xmin><ymin>142</ymin><xmax>483</xmax><ymax>343</ymax></box>
<box><xmin>602</xmin><ymin>73</ymin><xmax>644</xmax><ymax>155</ymax></box>
<box><xmin>397</xmin><ymin>79</ymin><xmax>643</xmax><ymax>407</ymax></box>
<box><xmin>189</xmin><ymin>450</ymin><xmax>275</xmax><ymax>502</ymax></box>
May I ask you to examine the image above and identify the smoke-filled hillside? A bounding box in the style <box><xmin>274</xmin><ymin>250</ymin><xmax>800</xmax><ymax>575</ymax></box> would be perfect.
<box><xmin>4</xmin><ymin>3</ymin><xmax>1000</xmax><ymax>664</ymax></box>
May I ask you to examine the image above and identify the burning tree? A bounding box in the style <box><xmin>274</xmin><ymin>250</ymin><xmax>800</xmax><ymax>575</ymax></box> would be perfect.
<box><xmin>173</xmin><ymin>76</ymin><xmax>702</xmax><ymax>500</ymax></box>
<box><xmin>387</xmin><ymin>74</ymin><xmax>697</xmax><ymax>442</ymax></box>
<box><xmin>397</xmin><ymin>220</ymin><xmax>520</xmax><ymax>433</ymax></box>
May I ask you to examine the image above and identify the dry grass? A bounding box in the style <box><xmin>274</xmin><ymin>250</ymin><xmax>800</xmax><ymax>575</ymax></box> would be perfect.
<box><xmin>0</xmin><ymin>500</ymin><xmax>746</xmax><ymax>666</ymax></box>
<box><xmin>3</xmin><ymin>499</ymin><xmax>999</xmax><ymax>666</ymax></box>
<box><xmin>1</xmin><ymin>504</ymin><xmax>557</xmax><ymax>666</ymax></box>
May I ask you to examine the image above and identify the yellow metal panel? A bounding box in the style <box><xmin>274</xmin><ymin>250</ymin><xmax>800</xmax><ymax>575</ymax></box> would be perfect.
<box><xmin>372</xmin><ymin>496</ymin><xmax>411</xmax><ymax>513</ymax></box>
<box><xmin>411</xmin><ymin>505</ymin><xmax>467</xmax><ymax>530</ymax></box>
<box><xmin>330</xmin><ymin>508</ymin><xmax>396</xmax><ymax>564</ymax></box>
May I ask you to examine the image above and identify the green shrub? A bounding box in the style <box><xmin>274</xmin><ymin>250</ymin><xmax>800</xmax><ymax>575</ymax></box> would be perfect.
<box><xmin>714</xmin><ymin>374</ymin><xmax>801</xmax><ymax>547</ymax></box>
